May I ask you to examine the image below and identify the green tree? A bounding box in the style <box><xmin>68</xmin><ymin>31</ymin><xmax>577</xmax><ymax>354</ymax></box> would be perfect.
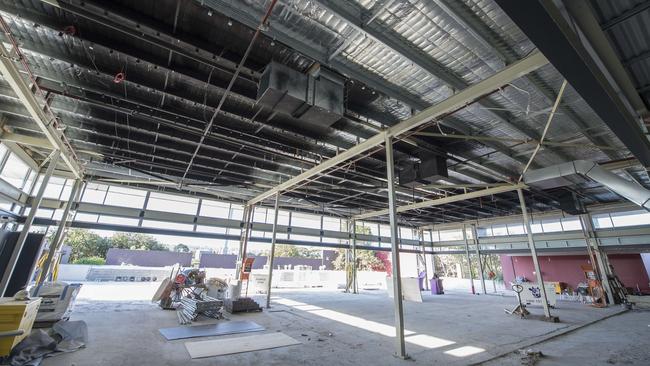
<box><xmin>111</xmin><ymin>232</ymin><xmax>169</xmax><ymax>251</ymax></box>
<box><xmin>260</xmin><ymin>244</ymin><xmax>320</xmax><ymax>258</ymax></box>
<box><xmin>332</xmin><ymin>249</ymin><xmax>385</xmax><ymax>271</ymax></box>
<box><xmin>65</xmin><ymin>229</ymin><xmax>111</xmax><ymax>262</ymax></box>
<box><xmin>174</xmin><ymin>243</ymin><xmax>190</xmax><ymax>252</ymax></box>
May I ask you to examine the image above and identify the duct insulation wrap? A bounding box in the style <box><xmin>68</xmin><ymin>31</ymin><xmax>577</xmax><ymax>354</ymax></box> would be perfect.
<box><xmin>524</xmin><ymin>160</ymin><xmax>650</xmax><ymax>211</ymax></box>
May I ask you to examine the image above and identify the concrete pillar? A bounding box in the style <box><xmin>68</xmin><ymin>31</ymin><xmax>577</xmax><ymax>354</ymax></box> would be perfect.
<box><xmin>385</xmin><ymin>135</ymin><xmax>407</xmax><ymax>359</ymax></box>
<box><xmin>517</xmin><ymin>188</ymin><xmax>553</xmax><ymax>319</ymax></box>
<box><xmin>265</xmin><ymin>192</ymin><xmax>280</xmax><ymax>308</ymax></box>
<box><xmin>0</xmin><ymin>150</ymin><xmax>60</xmax><ymax>296</ymax></box>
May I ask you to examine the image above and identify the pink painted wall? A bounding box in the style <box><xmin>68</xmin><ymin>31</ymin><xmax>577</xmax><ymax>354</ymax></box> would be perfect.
<box><xmin>500</xmin><ymin>253</ymin><xmax>650</xmax><ymax>292</ymax></box>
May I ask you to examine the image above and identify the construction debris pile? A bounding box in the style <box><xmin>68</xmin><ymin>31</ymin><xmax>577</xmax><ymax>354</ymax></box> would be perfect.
<box><xmin>177</xmin><ymin>295</ymin><xmax>224</xmax><ymax>325</ymax></box>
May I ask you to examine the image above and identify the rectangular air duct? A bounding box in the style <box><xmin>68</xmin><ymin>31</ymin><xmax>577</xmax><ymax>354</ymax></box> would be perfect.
<box><xmin>257</xmin><ymin>62</ymin><xmax>344</xmax><ymax>127</ymax></box>
<box><xmin>399</xmin><ymin>154</ymin><xmax>448</xmax><ymax>188</ymax></box>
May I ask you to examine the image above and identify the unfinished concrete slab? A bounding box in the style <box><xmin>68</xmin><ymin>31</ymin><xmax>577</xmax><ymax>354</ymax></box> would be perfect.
<box><xmin>42</xmin><ymin>288</ymin><xmax>629</xmax><ymax>366</ymax></box>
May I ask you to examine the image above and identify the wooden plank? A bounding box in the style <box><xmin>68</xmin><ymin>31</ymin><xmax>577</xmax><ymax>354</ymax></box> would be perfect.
<box><xmin>185</xmin><ymin>332</ymin><xmax>300</xmax><ymax>358</ymax></box>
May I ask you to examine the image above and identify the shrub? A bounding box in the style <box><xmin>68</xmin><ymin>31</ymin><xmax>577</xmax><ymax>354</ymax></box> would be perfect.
<box><xmin>73</xmin><ymin>256</ymin><xmax>106</xmax><ymax>265</ymax></box>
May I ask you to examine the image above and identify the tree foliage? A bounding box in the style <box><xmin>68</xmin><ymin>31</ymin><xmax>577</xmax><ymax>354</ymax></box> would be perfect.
<box><xmin>73</xmin><ymin>256</ymin><xmax>106</xmax><ymax>265</ymax></box>
<box><xmin>174</xmin><ymin>243</ymin><xmax>190</xmax><ymax>252</ymax></box>
<box><xmin>332</xmin><ymin>249</ymin><xmax>385</xmax><ymax>271</ymax></box>
<box><xmin>65</xmin><ymin>229</ymin><xmax>169</xmax><ymax>261</ymax></box>
<box><xmin>261</xmin><ymin>244</ymin><xmax>320</xmax><ymax>258</ymax></box>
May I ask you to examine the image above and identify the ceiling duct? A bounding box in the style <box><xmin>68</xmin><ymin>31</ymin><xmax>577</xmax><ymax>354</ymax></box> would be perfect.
<box><xmin>399</xmin><ymin>153</ymin><xmax>448</xmax><ymax>188</ymax></box>
<box><xmin>257</xmin><ymin>62</ymin><xmax>344</xmax><ymax>127</ymax></box>
<box><xmin>524</xmin><ymin>160</ymin><xmax>650</xmax><ymax>211</ymax></box>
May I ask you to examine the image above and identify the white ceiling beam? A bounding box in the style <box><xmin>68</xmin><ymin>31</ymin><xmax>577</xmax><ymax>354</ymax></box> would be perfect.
<box><xmin>354</xmin><ymin>183</ymin><xmax>528</xmax><ymax>220</ymax></box>
<box><xmin>0</xmin><ymin>41</ymin><xmax>82</xmax><ymax>178</ymax></box>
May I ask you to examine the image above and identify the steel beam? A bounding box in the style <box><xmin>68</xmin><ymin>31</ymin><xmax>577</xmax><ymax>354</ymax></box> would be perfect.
<box><xmin>34</xmin><ymin>179</ymin><xmax>82</xmax><ymax>290</ymax></box>
<box><xmin>0</xmin><ymin>36</ymin><xmax>81</xmax><ymax>178</ymax></box>
<box><xmin>351</xmin><ymin>219</ymin><xmax>357</xmax><ymax>294</ymax></box>
<box><xmin>385</xmin><ymin>135</ymin><xmax>407</xmax><ymax>359</ymax></box>
<box><xmin>517</xmin><ymin>188</ymin><xmax>553</xmax><ymax>319</ymax></box>
<box><xmin>472</xmin><ymin>224</ymin><xmax>487</xmax><ymax>294</ymax></box>
<box><xmin>355</xmin><ymin>183</ymin><xmax>527</xmax><ymax>220</ymax></box>
<box><xmin>580</xmin><ymin>213</ymin><xmax>615</xmax><ymax>305</ymax></box>
<box><xmin>313</xmin><ymin>0</ymin><xmax>565</xmax><ymax>158</ymax></box>
<box><xmin>0</xmin><ymin>150</ymin><xmax>59</xmax><ymax>296</ymax></box>
<box><xmin>462</xmin><ymin>224</ymin><xmax>476</xmax><ymax>295</ymax></box>
<box><xmin>495</xmin><ymin>0</ymin><xmax>650</xmax><ymax>168</ymax></box>
<box><xmin>248</xmin><ymin>52</ymin><xmax>548</xmax><ymax>205</ymax></box>
<box><xmin>565</xmin><ymin>1</ymin><xmax>648</xmax><ymax>116</ymax></box>
<box><xmin>265</xmin><ymin>192</ymin><xmax>280</xmax><ymax>308</ymax></box>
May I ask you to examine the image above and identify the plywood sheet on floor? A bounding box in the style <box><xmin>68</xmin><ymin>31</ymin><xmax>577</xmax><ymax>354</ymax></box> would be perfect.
<box><xmin>185</xmin><ymin>332</ymin><xmax>300</xmax><ymax>358</ymax></box>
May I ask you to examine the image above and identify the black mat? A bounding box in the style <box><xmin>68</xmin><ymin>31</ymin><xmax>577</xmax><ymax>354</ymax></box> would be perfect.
<box><xmin>159</xmin><ymin>320</ymin><xmax>265</xmax><ymax>341</ymax></box>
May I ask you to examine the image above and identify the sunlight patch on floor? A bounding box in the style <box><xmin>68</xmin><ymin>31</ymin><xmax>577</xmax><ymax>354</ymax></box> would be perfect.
<box><xmin>272</xmin><ymin>296</ymin><xmax>488</xmax><ymax>357</ymax></box>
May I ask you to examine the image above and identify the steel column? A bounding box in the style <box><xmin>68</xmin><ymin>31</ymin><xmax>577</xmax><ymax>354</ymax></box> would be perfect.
<box><xmin>385</xmin><ymin>135</ymin><xmax>407</xmax><ymax>359</ymax></box>
<box><xmin>236</xmin><ymin>205</ymin><xmax>254</xmax><ymax>277</ymax></box>
<box><xmin>419</xmin><ymin>229</ymin><xmax>429</xmax><ymax>291</ymax></box>
<box><xmin>462</xmin><ymin>224</ymin><xmax>476</xmax><ymax>295</ymax></box>
<box><xmin>0</xmin><ymin>150</ymin><xmax>60</xmax><ymax>296</ymax></box>
<box><xmin>350</xmin><ymin>219</ymin><xmax>358</xmax><ymax>294</ymax></box>
<box><xmin>35</xmin><ymin>179</ymin><xmax>82</xmax><ymax>290</ymax></box>
<box><xmin>472</xmin><ymin>224</ymin><xmax>487</xmax><ymax>294</ymax></box>
<box><xmin>517</xmin><ymin>188</ymin><xmax>552</xmax><ymax>319</ymax></box>
<box><xmin>265</xmin><ymin>192</ymin><xmax>280</xmax><ymax>308</ymax></box>
<box><xmin>580</xmin><ymin>213</ymin><xmax>615</xmax><ymax>305</ymax></box>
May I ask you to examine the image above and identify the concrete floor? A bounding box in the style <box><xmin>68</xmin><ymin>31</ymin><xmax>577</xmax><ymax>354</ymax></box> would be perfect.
<box><xmin>42</xmin><ymin>286</ymin><xmax>637</xmax><ymax>366</ymax></box>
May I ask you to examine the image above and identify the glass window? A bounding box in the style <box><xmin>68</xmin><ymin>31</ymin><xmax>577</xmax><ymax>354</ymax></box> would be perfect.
<box><xmin>142</xmin><ymin>219</ymin><xmax>194</xmax><ymax>231</ymax></box>
<box><xmin>561</xmin><ymin>217</ymin><xmax>582</xmax><ymax>231</ymax></box>
<box><xmin>491</xmin><ymin>224</ymin><xmax>508</xmax><ymax>236</ymax></box>
<box><xmin>439</xmin><ymin>229</ymin><xmax>463</xmax><ymax>241</ymax></box>
<box><xmin>423</xmin><ymin>230</ymin><xmax>432</xmax><ymax>242</ymax></box>
<box><xmin>230</xmin><ymin>204</ymin><xmax>244</xmax><ymax>221</ymax></box>
<box><xmin>23</xmin><ymin>170</ymin><xmax>37</xmax><ymax>193</ymax></box>
<box><xmin>542</xmin><ymin>219</ymin><xmax>563</xmax><ymax>233</ymax></box>
<box><xmin>507</xmin><ymin>223</ymin><xmax>525</xmax><ymax>235</ymax></box>
<box><xmin>379</xmin><ymin>224</ymin><xmax>391</xmax><ymax>238</ymax></box>
<box><xmin>74</xmin><ymin>213</ymin><xmax>99</xmax><ymax>222</ymax></box>
<box><xmin>399</xmin><ymin>227</ymin><xmax>414</xmax><ymax>240</ymax></box>
<box><xmin>98</xmin><ymin>215</ymin><xmax>140</xmax><ymax>226</ymax></box>
<box><xmin>35</xmin><ymin>208</ymin><xmax>54</xmax><ymax>219</ymax></box>
<box><xmin>147</xmin><ymin>192</ymin><xmax>198</xmax><ymax>214</ymax></box>
<box><xmin>0</xmin><ymin>144</ymin><xmax>8</xmax><ymax>165</ymax></box>
<box><xmin>290</xmin><ymin>212</ymin><xmax>320</xmax><ymax>228</ymax></box>
<box><xmin>43</xmin><ymin>177</ymin><xmax>66</xmax><ymax>199</ymax></box>
<box><xmin>530</xmin><ymin>221</ymin><xmax>543</xmax><ymax>233</ymax></box>
<box><xmin>592</xmin><ymin>214</ymin><xmax>613</xmax><ymax>229</ymax></box>
<box><xmin>430</xmin><ymin>230</ymin><xmax>440</xmax><ymax>242</ymax></box>
<box><xmin>200</xmin><ymin>200</ymin><xmax>230</xmax><ymax>218</ymax></box>
<box><xmin>105</xmin><ymin>186</ymin><xmax>147</xmax><ymax>208</ymax></box>
<box><xmin>60</xmin><ymin>179</ymin><xmax>73</xmax><ymax>199</ymax></box>
<box><xmin>0</xmin><ymin>153</ymin><xmax>30</xmax><ymax>189</ymax></box>
<box><xmin>252</xmin><ymin>207</ymin><xmax>268</xmax><ymax>223</ymax></box>
<box><xmin>476</xmin><ymin>226</ymin><xmax>492</xmax><ymax>237</ymax></box>
<box><xmin>322</xmin><ymin>217</ymin><xmax>342</xmax><ymax>231</ymax></box>
<box><xmin>610</xmin><ymin>210</ymin><xmax>650</xmax><ymax>228</ymax></box>
<box><xmin>196</xmin><ymin>225</ymin><xmax>227</xmax><ymax>234</ymax></box>
<box><xmin>82</xmin><ymin>183</ymin><xmax>108</xmax><ymax>204</ymax></box>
